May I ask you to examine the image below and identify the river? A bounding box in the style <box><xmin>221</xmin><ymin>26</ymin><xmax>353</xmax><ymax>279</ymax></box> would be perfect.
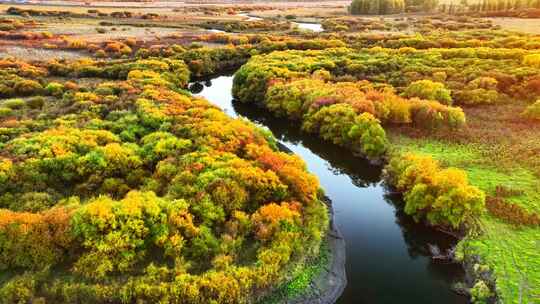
<box><xmin>190</xmin><ymin>75</ymin><xmax>467</xmax><ymax>304</ymax></box>
<box><xmin>237</xmin><ymin>12</ymin><xmax>324</xmax><ymax>32</ymax></box>
<box><xmin>293</xmin><ymin>21</ymin><xmax>324</xmax><ymax>32</ymax></box>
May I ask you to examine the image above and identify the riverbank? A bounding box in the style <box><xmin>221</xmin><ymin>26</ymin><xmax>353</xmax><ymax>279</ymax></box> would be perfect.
<box><xmin>193</xmin><ymin>74</ymin><xmax>467</xmax><ymax>304</ymax></box>
<box><xmin>260</xmin><ymin>196</ymin><xmax>347</xmax><ymax>304</ymax></box>
<box><xmin>391</xmin><ymin>130</ymin><xmax>540</xmax><ymax>303</ymax></box>
<box><xmin>230</xmin><ymin>44</ymin><xmax>540</xmax><ymax>303</ymax></box>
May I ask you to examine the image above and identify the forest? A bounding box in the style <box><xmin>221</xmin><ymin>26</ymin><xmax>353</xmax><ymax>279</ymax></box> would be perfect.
<box><xmin>0</xmin><ymin>53</ymin><xmax>332</xmax><ymax>303</ymax></box>
<box><xmin>0</xmin><ymin>1</ymin><xmax>539</xmax><ymax>304</ymax></box>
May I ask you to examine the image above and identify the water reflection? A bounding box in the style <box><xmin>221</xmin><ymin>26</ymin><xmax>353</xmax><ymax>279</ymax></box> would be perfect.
<box><xmin>190</xmin><ymin>75</ymin><xmax>466</xmax><ymax>304</ymax></box>
<box><xmin>293</xmin><ymin>22</ymin><xmax>324</xmax><ymax>32</ymax></box>
<box><xmin>188</xmin><ymin>82</ymin><xmax>204</xmax><ymax>94</ymax></box>
<box><xmin>237</xmin><ymin>12</ymin><xmax>263</xmax><ymax>22</ymax></box>
<box><xmin>231</xmin><ymin>99</ymin><xmax>382</xmax><ymax>188</ymax></box>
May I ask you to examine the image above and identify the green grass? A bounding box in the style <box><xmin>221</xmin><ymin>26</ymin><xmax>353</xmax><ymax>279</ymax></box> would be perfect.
<box><xmin>390</xmin><ymin>133</ymin><xmax>540</xmax><ymax>304</ymax></box>
<box><xmin>391</xmin><ymin>135</ymin><xmax>540</xmax><ymax>214</ymax></box>
<box><xmin>259</xmin><ymin>241</ymin><xmax>330</xmax><ymax>304</ymax></box>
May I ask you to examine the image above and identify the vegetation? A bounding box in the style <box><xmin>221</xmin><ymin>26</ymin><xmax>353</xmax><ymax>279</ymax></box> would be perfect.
<box><xmin>1</xmin><ymin>2</ymin><xmax>540</xmax><ymax>304</ymax></box>
<box><xmin>232</xmin><ymin>32</ymin><xmax>539</xmax><ymax>301</ymax></box>
<box><xmin>522</xmin><ymin>99</ymin><xmax>540</xmax><ymax>120</ymax></box>
<box><xmin>0</xmin><ymin>53</ymin><xmax>328</xmax><ymax>303</ymax></box>
<box><xmin>403</xmin><ymin>80</ymin><xmax>452</xmax><ymax>105</ymax></box>
<box><xmin>386</xmin><ymin>153</ymin><xmax>485</xmax><ymax>228</ymax></box>
<box><xmin>349</xmin><ymin>0</ymin><xmax>405</xmax><ymax>15</ymax></box>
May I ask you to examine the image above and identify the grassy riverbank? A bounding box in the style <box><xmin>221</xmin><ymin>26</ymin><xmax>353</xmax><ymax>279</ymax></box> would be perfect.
<box><xmin>389</xmin><ymin>113</ymin><xmax>540</xmax><ymax>302</ymax></box>
<box><xmin>232</xmin><ymin>44</ymin><xmax>540</xmax><ymax>303</ymax></box>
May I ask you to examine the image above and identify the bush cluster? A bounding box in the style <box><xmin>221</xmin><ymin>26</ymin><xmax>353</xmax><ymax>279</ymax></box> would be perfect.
<box><xmin>386</xmin><ymin>153</ymin><xmax>486</xmax><ymax>228</ymax></box>
<box><xmin>0</xmin><ymin>54</ymin><xmax>328</xmax><ymax>303</ymax></box>
<box><xmin>522</xmin><ymin>99</ymin><xmax>540</xmax><ymax>120</ymax></box>
<box><xmin>234</xmin><ymin>46</ymin><xmax>540</xmax><ymax>107</ymax></box>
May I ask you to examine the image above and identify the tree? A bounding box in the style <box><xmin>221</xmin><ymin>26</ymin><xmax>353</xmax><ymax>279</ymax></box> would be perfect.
<box><xmin>386</xmin><ymin>153</ymin><xmax>485</xmax><ymax>228</ymax></box>
<box><xmin>350</xmin><ymin>0</ymin><xmax>405</xmax><ymax>15</ymax></box>
<box><xmin>404</xmin><ymin>80</ymin><xmax>453</xmax><ymax>105</ymax></box>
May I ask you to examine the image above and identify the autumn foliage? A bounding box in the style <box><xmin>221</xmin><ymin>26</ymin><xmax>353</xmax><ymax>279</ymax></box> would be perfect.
<box><xmin>386</xmin><ymin>153</ymin><xmax>486</xmax><ymax>228</ymax></box>
<box><xmin>0</xmin><ymin>54</ymin><xmax>328</xmax><ymax>303</ymax></box>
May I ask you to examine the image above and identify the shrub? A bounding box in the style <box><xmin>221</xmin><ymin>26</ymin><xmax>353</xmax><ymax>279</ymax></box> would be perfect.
<box><xmin>302</xmin><ymin>103</ymin><xmax>387</xmax><ymax>158</ymax></box>
<box><xmin>453</xmin><ymin>88</ymin><xmax>502</xmax><ymax>105</ymax></box>
<box><xmin>404</xmin><ymin>80</ymin><xmax>453</xmax><ymax>105</ymax></box>
<box><xmin>45</xmin><ymin>82</ymin><xmax>64</xmax><ymax>97</ymax></box>
<box><xmin>523</xmin><ymin>53</ymin><xmax>540</xmax><ymax>68</ymax></box>
<box><xmin>386</xmin><ymin>153</ymin><xmax>485</xmax><ymax>228</ymax></box>
<box><xmin>470</xmin><ymin>280</ymin><xmax>493</xmax><ymax>303</ymax></box>
<box><xmin>468</xmin><ymin>77</ymin><xmax>498</xmax><ymax>90</ymax></box>
<box><xmin>65</xmin><ymin>39</ymin><xmax>87</xmax><ymax>50</ymax></box>
<box><xmin>522</xmin><ymin>99</ymin><xmax>540</xmax><ymax>120</ymax></box>
<box><xmin>95</xmin><ymin>49</ymin><xmax>107</xmax><ymax>58</ymax></box>
<box><xmin>14</xmin><ymin>80</ymin><xmax>43</xmax><ymax>96</ymax></box>
<box><xmin>3</xmin><ymin>98</ymin><xmax>25</xmax><ymax>109</ymax></box>
<box><xmin>0</xmin><ymin>207</ymin><xmax>73</xmax><ymax>270</ymax></box>
<box><xmin>348</xmin><ymin>112</ymin><xmax>388</xmax><ymax>158</ymax></box>
<box><xmin>0</xmin><ymin>107</ymin><xmax>13</xmax><ymax>118</ymax></box>
<box><xmin>0</xmin><ymin>273</ymin><xmax>37</xmax><ymax>304</ymax></box>
<box><xmin>410</xmin><ymin>100</ymin><xmax>466</xmax><ymax>129</ymax></box>
<box><xmin>26</xmin><ymin>96</ymin><xmax>45</xmax><ymax>109</ymax></box>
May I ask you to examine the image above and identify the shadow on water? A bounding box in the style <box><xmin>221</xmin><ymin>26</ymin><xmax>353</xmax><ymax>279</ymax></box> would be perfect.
<box><xmin>190</xmin><ymin>75</ymin><xmax>468</xmax><ymax>304</ymax></box>
<box><xmin>232</xmin><ymin>99</ymin><xmax>382</xmax><ymax>188</ymax></box>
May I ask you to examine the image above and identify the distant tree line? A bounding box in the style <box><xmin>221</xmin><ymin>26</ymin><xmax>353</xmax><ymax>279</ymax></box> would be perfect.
<box><xmin>349</xmin><ymin>0</ymin><xmax>439</xmax><ymax>15</ymax></box>
<box><xmin>349</xmin><ymin>0</ymin><xmax>405</xmax><ymax>15</ymax></box>
<box><xmin>350</xmin><ymin>0</ymin><xmax>540</xmax><ymax>15</ymax></box>
<box><xmin>468</xmin><ymin>0</ymin><xmax>540</xmax><ymax>11</ymax></box>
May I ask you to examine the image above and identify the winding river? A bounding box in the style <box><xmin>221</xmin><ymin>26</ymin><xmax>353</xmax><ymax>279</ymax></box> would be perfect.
<box><xmin>236</xmin><ymin>12</ymin><xmax>324</xmax><ymax>32</ymax></box>
<box><xmin>190</xmin><ymin>75</ymin><xmax>467</xmax><ymax>304</ymax></box>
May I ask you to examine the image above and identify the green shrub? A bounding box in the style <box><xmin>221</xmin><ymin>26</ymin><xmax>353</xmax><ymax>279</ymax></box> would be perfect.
<box><xmin>0</xmin><ymin>273</ymin><xmax>37</xmax><ymax>304</ymax></box>
<box><xmin>0</xmin><ymin>107</ymin><xmax>13</xmax><ymax>118</ymax></box>
<box><xmin>26</xmin><ymin>96</ymin><xmax>45</xmax><ymax>109</ymax></box>
<box><xmin>14</xmin><ymin>80</ymin><xmax>43</xmax><ymax>96</ymax></box>
<box><xmin>302</xmin><ymin>103</ymin><xmax>388</xmax><ymax>158</ymax></box>
<box><xmin>470</xmin><ymin>280</ymin><xmax>493</xmax><ymax>304</ymax></box>
<box><xmin>386</xmin><ymin>153</ymin><xmax>485</xmax><ymax>228</ymax></box>
<box><xmin>3</xmin><ymin>98</ymin><xmax>25</xmax><ymax>110</ymax></box>
<box><xmin>348</xmin><ymin>112</ymin><xmax>388</xmax><ymax>158</ymax></box>
<box><xmin>522</xmin><ymin>99</ymin><xmax>540</xmax><ymax>120</ymax></box>
<box><xmin>404</xmin><ymin>80</ymin><xmax>453</xmax><ymax>105</ymax></box>
<box><xmin>453</xmin><ymin>88</ymin><xmax>502</xmax><ymax>105</ymax></box>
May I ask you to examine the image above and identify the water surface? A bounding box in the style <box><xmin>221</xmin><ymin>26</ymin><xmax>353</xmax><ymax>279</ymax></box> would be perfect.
<box><xmin>237</xmin><ymin>12</ymin><xmax>263</xmax><ymax>22</ymax></box>
<box><xmin>191</xmin><ymin>75</ymin><xmax>467</xmax><ymax>304</ymax></box>
<box><xmin>236</xmin><ymin>12</ymin><xmax>323</xmax><ymax>32</ymax></box>
<box><xmin>293</xmin><ymin>21</ymin><xmax>324</xmax><ymax>32</ymax></box>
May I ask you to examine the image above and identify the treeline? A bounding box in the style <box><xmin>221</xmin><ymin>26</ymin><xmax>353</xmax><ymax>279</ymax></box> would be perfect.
<box><xmin>349</xmin><ymin>0</ymin><xmax>540</xmax><ymax>15</ymax></box>
<box><xmin>349</xmin><ymin>0</ymin><xmax>406</xmax><ymax>15</ymax></box>
<box><xmin>233</xmin><ymin>47</ymin><xmax>540</xmax><ymax>108</ymax></box>
<box><xmin>468</xmin><ymin>0</ymin><xmax>540</xmax><ymax>11</ymax></box>
<box><xmin>349</xmin><ymin>0</ymin><xmax>440</xmax><ymax>14</ymax></box>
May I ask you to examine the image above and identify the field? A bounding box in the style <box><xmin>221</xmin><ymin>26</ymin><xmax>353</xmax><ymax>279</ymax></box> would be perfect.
<box><xmin>0</xmin><ymin>1</ymin><xmax>539</xmax><ymax>304</ymax></box>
